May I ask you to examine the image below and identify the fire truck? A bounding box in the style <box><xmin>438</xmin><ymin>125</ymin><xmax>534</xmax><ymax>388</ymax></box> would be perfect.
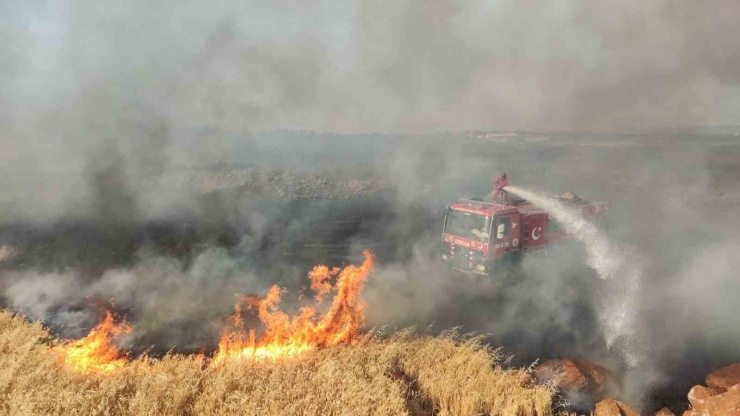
<box><xmin>441</xmin><ymin>192</ymin><xmax>607</xmax><ymax>275</ymax></box>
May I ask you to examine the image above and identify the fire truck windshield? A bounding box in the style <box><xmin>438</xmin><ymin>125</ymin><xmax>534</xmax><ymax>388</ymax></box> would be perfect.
<box><xmin>444</xmin><ymin>210</ymin><xmax>492</xmax><ymax>242</ymax></box>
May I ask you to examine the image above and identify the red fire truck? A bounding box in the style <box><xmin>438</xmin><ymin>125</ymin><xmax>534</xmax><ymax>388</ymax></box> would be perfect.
<box><xmin>441</xmin><ymin>193</ymin><xmax>607</xmax><ymax>275</ymax></box>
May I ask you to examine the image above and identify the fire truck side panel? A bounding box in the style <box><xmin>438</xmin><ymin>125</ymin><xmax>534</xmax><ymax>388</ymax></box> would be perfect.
<box><xmin>487</xmin><ymin>213</ymin><xmax>521</xmax><ymax>260</ymax></box>
<box><xmin>521</xmin><ymin>212</ymin><xmax>548</xmax><ymax>249</ymax></box>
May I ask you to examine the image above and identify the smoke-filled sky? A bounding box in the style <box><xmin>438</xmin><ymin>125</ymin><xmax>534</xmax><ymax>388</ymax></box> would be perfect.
<box><xmin>3</xmin><ymin>0</ymin><xmax>740</xmax><ymax>224</ymax></box>
<box><xmin>3</xmin><ymin>0</ymin><xmax>740</xmax><ymax>136</ymax></box>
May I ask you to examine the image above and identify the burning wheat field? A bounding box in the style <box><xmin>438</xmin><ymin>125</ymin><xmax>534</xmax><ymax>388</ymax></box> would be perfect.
<box><xmin>0</xmin><ymin>250</ymin><xmax>551</xmax><ymax>416</ymax></box>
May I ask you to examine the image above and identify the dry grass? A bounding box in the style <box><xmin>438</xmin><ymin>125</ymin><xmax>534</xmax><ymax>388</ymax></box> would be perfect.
<box><xmin>0</xmin><ymin>310</ymin><xmax>552</xmax><ymax>416</ymax></box>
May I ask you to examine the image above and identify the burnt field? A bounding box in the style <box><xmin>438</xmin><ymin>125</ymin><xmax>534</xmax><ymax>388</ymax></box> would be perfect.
<box><xmin>2</xmin><ymin>132</ymin><xmax>740</xmax><ymax>413</ymax></box>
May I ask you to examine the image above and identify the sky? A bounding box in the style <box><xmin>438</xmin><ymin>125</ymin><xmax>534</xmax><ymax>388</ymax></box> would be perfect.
<box><xmin>3</xmin><ymin>0</ymin><xmax>740</xmax><ymax>135</ymax></box>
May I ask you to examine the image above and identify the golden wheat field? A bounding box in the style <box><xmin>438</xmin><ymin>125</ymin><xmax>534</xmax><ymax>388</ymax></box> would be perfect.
<box><xmin>0</xmin><ymin>310</ymin><xmax>552</xmax><ymax>416</ymax></box>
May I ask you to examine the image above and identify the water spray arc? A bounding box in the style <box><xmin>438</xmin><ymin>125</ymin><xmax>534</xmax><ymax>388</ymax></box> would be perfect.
<box><xmin>505</xmin><ymin>186</ymin><xmax>644</xmax><ymax>367</ymax></box>
<box><xmin>506</xmin><ymin>186</ymin><xmax>618</xmax><ymax>280</ymax></box>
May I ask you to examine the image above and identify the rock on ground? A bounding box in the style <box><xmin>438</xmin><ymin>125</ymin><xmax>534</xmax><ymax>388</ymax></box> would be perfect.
<box><xmin>556</xmin><ymin>410</ymin><xmax>585</xmax><ymax>416</ymax></box>
<box><xmin>535</xmin><ymin>358</ymin><xmax>620</xmax><ymax>397</ymax></box>
<box><xmin>593</xmin><ymin>399</ymin><xmax>641</xmax><ymax>416</ymax></box>
<box><xmin>654</xmin><ymin>407</ymin><xmax>675</xmax><ymax>416</ymax></box>
<box><xmin>688</xmin><ymin>385</ymin><xmax>723</xmax><ymax>410</ymax></box>
<box><xmin>685</xmin><ymin>383</ymin><xmax>740</xmax><ymax>416</ymax></box>
<box><xmin>706</xmin><ymin>363</ymin><xmax>740</xmax><ymax>392</ymax></box>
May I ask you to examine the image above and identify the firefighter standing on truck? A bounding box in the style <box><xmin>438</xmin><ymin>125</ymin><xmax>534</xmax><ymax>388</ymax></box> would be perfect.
<box><xmin>492</xmin><ymin>172</ymin><xmax>509</xmax><ymax>203</ymax></box>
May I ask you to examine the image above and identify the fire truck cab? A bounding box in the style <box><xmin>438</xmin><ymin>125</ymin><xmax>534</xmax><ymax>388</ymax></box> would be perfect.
<box><xmin>441</xmin><ymin>194</ymin><xmax>606</xmax><ymax>275</ymax></box>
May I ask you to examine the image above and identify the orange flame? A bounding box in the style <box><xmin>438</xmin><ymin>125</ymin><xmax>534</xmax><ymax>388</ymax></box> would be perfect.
<box><xmin>308</xmin><ymin>265</ymin><xmax>340</xmax><ymax>303</ymax></box>
<box><xmin>60</xmin><ymin>311</ymin><xmax>131</xmax><ymax>374</ymax></box>
<box><xmin>215</xmin><ymin>250</ymin><xmax>374</xmax><ymax>362</ymax></box>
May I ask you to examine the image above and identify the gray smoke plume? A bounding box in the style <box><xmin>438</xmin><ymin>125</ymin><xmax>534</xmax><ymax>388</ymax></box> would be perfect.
<box><xmin>3</xmin><ymin>0</ymin><xmax>740</xmax><ymax>222</ymax></box>
<box><xmin>504</xmin><ymin>185</ymin><xmax>644</xmax><ymax>367</ymax></box>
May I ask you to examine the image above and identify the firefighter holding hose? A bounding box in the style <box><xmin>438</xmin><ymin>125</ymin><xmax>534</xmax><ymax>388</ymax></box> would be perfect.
<box><xmin>491</xmin><ymin>172</ymin><xmax>509</xmax><ymax>203</ymax></box>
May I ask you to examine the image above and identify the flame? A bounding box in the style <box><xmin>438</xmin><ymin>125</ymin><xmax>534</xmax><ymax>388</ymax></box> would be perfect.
<box><xmin>215</xmin><ymin>250</ymin><xmax>374</xmax><ymax>362</ymax></box>
<box><xmin>308</xmin><ymin>265</ymin><xmax>340</xmax><ymax>303</ymax></box>
<box><xmin>59</xmin><ymin>311</ymin><xmax>131</xmax><ymax>374</ymax></box>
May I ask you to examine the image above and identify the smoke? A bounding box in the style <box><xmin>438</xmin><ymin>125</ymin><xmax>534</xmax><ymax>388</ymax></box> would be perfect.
<box><xmin>505</xmin><ymin>186</ymin><xmax>621</xmax><ymax>281</ymax></box>
<box><xmin>368</xmin><ymin>140</ymin><xmax>740</xmax><ymax>413</ymax></box>
<box><xmin>2</xmin><ymin>242</ymin><xmax>265</xmax><ymax>350</ymax></box>
<box><xmin>2</xmin><ymin>1</ymin><xmax>740</xmax><ymax>413</ymax></box>
<box><xmin>505</xmin><ymin>185</ymin><xmax>644</xmax><ymax>366</ymax></box>
<box><xmin>3</xmin><ymin>0</ymin><xmax>740</xmax><ymax>224</ymax></box>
